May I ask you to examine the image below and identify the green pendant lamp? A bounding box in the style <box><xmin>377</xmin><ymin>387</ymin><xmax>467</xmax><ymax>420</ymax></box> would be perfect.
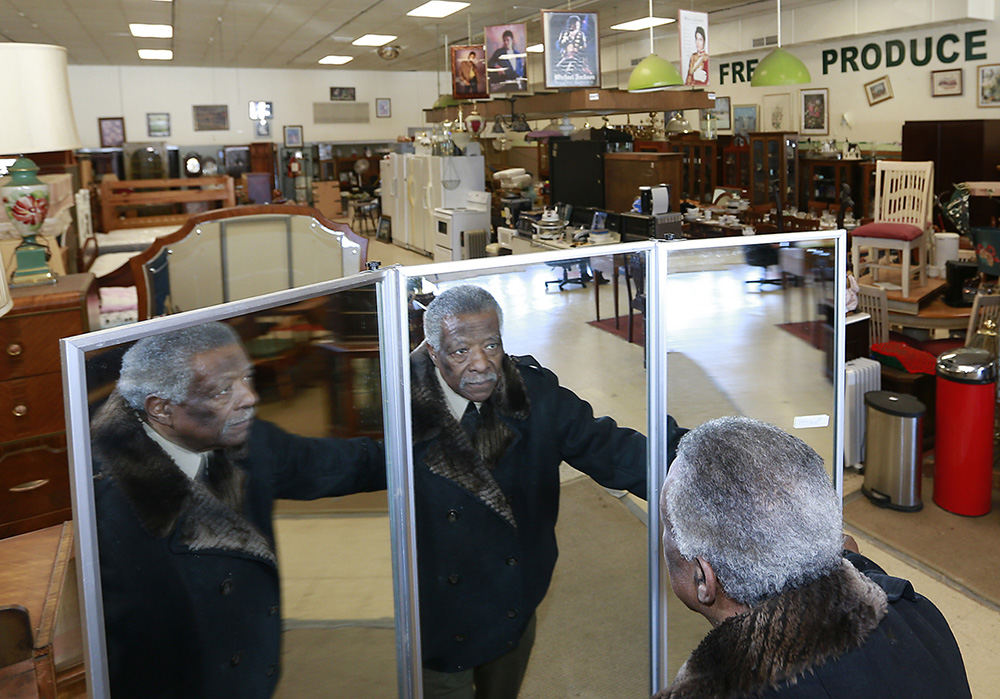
<box><xmin>627</xmin><ymin>0</ymin><xmax>683</xmax><ymax>92</ymax></box>
<box><xmin>750</xmin><ymin>0</ymin><xmax>810</xmax><ymax>86</ymax></box>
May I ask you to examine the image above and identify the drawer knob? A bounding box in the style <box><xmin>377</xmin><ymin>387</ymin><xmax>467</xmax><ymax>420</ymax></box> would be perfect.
<box><xmin>6</xmin><ymin>343</ymin><xmax>23</xmax><ymax>358</ymax></box>
<box><xmin>12</xmin><ymin>404</ymin><xmax>28</xmax><ymax>417</ymax></box>
<box><xmin>10</xmin><ymin>479</ymin><xmax>49</xmax><ymax>493</ymax></box>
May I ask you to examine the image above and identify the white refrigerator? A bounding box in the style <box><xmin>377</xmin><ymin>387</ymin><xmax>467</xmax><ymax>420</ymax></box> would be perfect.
<box><xmin>403</xmin><ymin>154</ymin><xmax>485</xmax><ymax>255</ymax></box>
<box><xmin>379</xmin><ymin>154</ymin><xmax>408</xmax><ymax>247</ymax></box>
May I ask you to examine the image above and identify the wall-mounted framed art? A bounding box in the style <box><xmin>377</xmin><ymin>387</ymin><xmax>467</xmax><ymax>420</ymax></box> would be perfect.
<box><xmin>330</xmin><ymin>87</ymin><xmax>356</xmax><ymax>101</ymax></box>
<box><xmin>709</xmin><ymin>96</ymin><xmax>731</xmax><ymax>131</ymax></box>
<box><xmin>192</xmin><ymin>105</ymin><xmax>229</xmax><ymax>131</ymax></box>
<box><xmin>375</xmin><ymin>98</ymin><xmax>392</xmax><ymax>118</ymax></box>
<box><xmin>931</xmin><ymin>68</ymin><xmax>963</xmax><ymax>97</ymax></box>
<box><xmin>732</xmin><ymin>104</ymin><xmax>758</xmax><ymax>138</ymax></box>
<box><xmin>98</xmin><ymin>117</ymin><xmax>125</xmax><ymax>147</ymax></box>
<box><xmin>283</xmin><ymin>124</ymin><xmax>304</xmax><ymax>148</ymax></box>
<box><xmin>978</xmin><ymin>64</ymin><xmax>1000</xmax><ymax>107</ymax></box>
<box><xmin>864</xmin><ymin>75</ymin><xmax>893</xmax><ymax>106</ymax></box>
<box><xmin>762</xmin><ymin>93</ymin><xmax>793</xmax><ymax>132</ymax></box>
<box><xmin>800</xmin><ymin>88</ymin><xmax>828</xmax><ymax>135</ymax></box>
<box><xmin>146</xmin><ymin>113</ymin><xmax>170</xmax><ymax>138</ymax></box>
<box><xmin>542</xmin><ymin>11</ymin><xmax>600</xmax><ymax>89</ymax></box>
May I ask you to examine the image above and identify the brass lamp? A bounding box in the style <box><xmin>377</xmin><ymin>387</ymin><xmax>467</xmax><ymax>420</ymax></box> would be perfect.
<box><xmin>0</xmin><ymin>43</ymin><xmax>81</xmax><ymax>286</ymax></box>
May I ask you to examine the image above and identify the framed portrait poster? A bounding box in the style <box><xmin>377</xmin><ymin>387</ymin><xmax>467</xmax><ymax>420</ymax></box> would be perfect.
<box><xmin>192</xmin><ymin>105</ymin><xmax>229</xmax><ymax>131</ymax></box>
<box><xmin>762</xmin><ymin>93</ymin><xmax>793</xmax><ymax>131</ymax></box>
<box><xmin>864</xmin><ymin>75</ymin><xmax>893</xmax><ymax>105</ymax></box>
<box><xmin>329</xmin><ymin>87</ymin><xmax>356</xmax><ymax>101</ymax></box>
<box><xmin>709</xmin><ymin>96</ymin><xmax>731</xmax><ymax>131</ymax></box>
<box><xmin>146</xmin><ymin>113</ymin><xmax>170</xmax><ymax>138</ymax></box>
<box><xmin>978</xmin><ymin>64</ymin><xmax>1000</xmax><ymax>107</ymax></box>
<box><xmin>800</xmin><ymin>88</ymin><xmax>828</xmax><ymax>135</ymax></box>
<box><xmin>678</xmin><ymin>9</ymin><xmax>709</xmax><ymax>87</ymax></box>
<box><xmin>931</xmin><ymin>68</ymin><xmax>963</xmax><ymax>97</ymax></box>
<box><xmin>542</xmin><ymin>11</ymin><xmax>600</xmax><ymax>89</ymax></box>
<box><xmin>375</xmin><ymin>98</ymin><xmax>392</xmax><ymax>118</ymax></box>
<box><xmin>284</xmin><ymin>125</ymin><xmax>304</xmax><ymax>148</ymax></box>
<box><xmin>485</xmin><ymin>23</ymin><xmax>528</xmax><ymax>94</ymax></box>
<box><xmin>732</xmin><ymin>104</ymin><xmax>758</xmax><ymax>138</ymax></box>
<box><xmin>98</xmin><ymin>117</ymin><xmax>126</xmax><ymax>148</ymax></box>
<box><xmin>451</xmin><ymin>45</ymin><xmax>488</xmax><ymax>100</ymax></box>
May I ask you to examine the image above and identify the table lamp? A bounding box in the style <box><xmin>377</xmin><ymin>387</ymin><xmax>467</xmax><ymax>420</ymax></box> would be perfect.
<box><xmin>0</xmin><ymin>43</ymin><xmax>81</xmax><ymax>286</ymax></box>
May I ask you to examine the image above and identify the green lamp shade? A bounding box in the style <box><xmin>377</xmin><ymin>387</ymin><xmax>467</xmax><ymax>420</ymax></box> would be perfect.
<box><xmin>432</xmin><ymin>94</ymin><xmax>461</xmax><ymax>109</ymax></box>
<box><xmin>749</xmin><ymin>47</ymin><xmax>811</xmax><ymax>86</ymax></box>
<box><xmin>627</xmin><ymin>54</ymin><xmax>683</xmax><ymax>93</ymax></box>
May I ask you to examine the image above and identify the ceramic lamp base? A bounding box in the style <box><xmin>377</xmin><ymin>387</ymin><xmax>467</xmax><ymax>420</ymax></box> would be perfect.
<box><xmin>10</xmin><ymin>238</ymin><xmax>55</xmax><ymax>287</ymax></box>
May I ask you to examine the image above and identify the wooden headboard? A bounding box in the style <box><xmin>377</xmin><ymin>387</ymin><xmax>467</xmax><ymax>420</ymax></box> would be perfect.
<box><xmin>128</xmin><ymin>204</ymin><xmax>368</xmax><ymax>320</ymax></box>
<box><xmin>99</xmin><ymin>174</ymin><xmax>236</xmax><ymax>233</ymax></box>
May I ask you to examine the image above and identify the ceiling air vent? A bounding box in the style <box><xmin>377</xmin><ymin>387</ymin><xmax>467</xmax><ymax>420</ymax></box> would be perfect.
<box><xmin>752</xmin><ymin>34</ymin><xmax>778</xmax><ymax>48</ymax></box>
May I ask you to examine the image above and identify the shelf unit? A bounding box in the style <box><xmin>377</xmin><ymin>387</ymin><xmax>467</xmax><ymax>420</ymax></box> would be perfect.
<box><xmin>748</xmin><ymin>132</ymin><xmax>799</xmax><ymax>207</ymax></box>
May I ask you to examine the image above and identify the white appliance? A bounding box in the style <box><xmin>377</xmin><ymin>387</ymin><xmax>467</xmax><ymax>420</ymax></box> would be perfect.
<box><xmin>379</xmin><ymin>154</ymin><xmax>408</xmax><ymax>246</ymax></box>
<box><xmin>403</xmin><ymin>154</ymin><xmax>485</xmax><ymax>255</ymax></box>
<box><xmin>433</xmin><ymin>191</ymin><xmax>491</xmax><ymax>262</ymax></box>
<box><xmin>844</xmin><ymin>357</ymin><xmax>881</xmax><ymax>469</ymax></box>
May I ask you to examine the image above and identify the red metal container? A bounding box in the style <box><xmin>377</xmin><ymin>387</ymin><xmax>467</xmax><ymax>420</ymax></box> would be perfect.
<box><xmin>934</xmin><ymin>348</ymin><xmax>996</xmax><ymax>516</ymax></box>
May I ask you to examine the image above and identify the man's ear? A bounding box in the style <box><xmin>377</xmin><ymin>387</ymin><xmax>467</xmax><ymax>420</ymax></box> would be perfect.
<box><xmin>426</xmin><ymin>344</ymin><xmax>441</xmax><ymax>369</ymax></box>
<box><xmin>145</xmin><ymin>395</ymin><xmax>172</xmax><ymax>426</ymax></box>
<box><xmin>694</xmin><ymin>557</ymin><xmax>719</xmax><ymax>606</ymax></box>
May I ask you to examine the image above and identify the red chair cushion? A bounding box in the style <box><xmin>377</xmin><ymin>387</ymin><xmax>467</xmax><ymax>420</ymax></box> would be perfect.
<box><xmin>851</xmin><ymin>222</ymin><xmax>923</xmax><ymax>241</ymax></box>
<box><xmin>870</xmin><ymin>340</ymin><xmax>937</xmax><ymax>374</ymax></box>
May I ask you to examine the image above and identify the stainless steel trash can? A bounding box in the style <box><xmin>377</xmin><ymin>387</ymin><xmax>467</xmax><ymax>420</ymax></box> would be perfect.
<box><xmin>862</xmin><ymin>391</ymin><xmax>925</xmax><ymax>511</ymax></box>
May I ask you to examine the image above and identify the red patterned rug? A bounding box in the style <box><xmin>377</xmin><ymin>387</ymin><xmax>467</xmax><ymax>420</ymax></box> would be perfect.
<box><xmin>587</xmin><ymin>315</ymin><xmax>645</xmax><ymax>346</ymax></box>
<box><xmin>777</xmin><ymin>320</ymin><xmax>824</xmax><ymax>350</ymax></box>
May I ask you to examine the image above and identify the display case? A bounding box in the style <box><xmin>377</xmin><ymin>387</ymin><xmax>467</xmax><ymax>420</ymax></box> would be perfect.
<box><xmin>799</xmin><ymin>157</ymin><xmax>864</xmax><ymax>213</ymax></box>
<box><xmin>749</xmin><ymin>132</ymin><xmax>798</xmax><ymax>207</ymax></box>
<box><xmin>722</xmin><ymin>140</ymin><xmax>750</xmax><ymax>189</ymax></box>
<box><xmin>668</xmin><ymin>135</ymin><xmax>717</xmax><ymax>203</ymax></box>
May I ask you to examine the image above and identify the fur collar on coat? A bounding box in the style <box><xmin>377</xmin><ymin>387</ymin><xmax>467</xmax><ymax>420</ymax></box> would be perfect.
<box><xmin>658</xmin><ymin>559</ymin><xmax>888</xmax><ymax>698</ymax></box>
<box><xmin>410</xmin><ymin>344</ymin><xmax>530</xmax><ymax>527</ymax></box>
<box><xmin>91</xmin><ymin>391</ymin><xmax>275</xmax><ymax>564</ymax></box>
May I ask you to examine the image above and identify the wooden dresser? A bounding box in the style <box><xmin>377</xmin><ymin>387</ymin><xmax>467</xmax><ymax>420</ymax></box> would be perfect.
<box><xmin>1</xmin><ymin>274</ymin><xmax>98</xmax><ymax>539</ymax></box>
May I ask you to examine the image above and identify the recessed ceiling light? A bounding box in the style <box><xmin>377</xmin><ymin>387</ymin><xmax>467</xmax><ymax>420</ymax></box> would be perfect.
<box><xmin>353</xmin><ymin>34</ymin><xmax>397</xmax><ymax>47</ymax></box>
<box><xmin>407</xmin><ymin>1</ymin><xmax>469</xmax><ymax>19</ymax></box>
<box><xmin>610</xmin><ymin>17</ymin><xmax>675</xmax><ymax>31</ymax></box>
<box><xmin>129</xmin><ymin>23</ymin><xmax>173</xmax><ymax>38</ymax></box>
<box><xmin>138</xmin><ymin>49</ymin><xmax>173</xmax><ymax>60</ymax></box>
<box><xmin>319</xmin><ymin>55</ymin><xmax>354</xmax><ymax>65</ymax></box>
<box><xmin>526</xmin><ymin>44</ymin><xmax>544</xmax><ymax>53</ymax></box>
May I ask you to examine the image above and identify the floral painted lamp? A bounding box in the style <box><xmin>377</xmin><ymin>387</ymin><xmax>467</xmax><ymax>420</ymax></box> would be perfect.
<box><xmin>0</xmin><ymin>43</ymin><xmax>81</xmax><ymax>286</ymax></box>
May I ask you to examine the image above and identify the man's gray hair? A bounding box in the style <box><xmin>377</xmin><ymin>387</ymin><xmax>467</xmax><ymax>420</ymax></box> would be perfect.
<box><xmin>117</xmin><ymin>322</ymin><xmax>241</xmax><ymax>412</ymax></box>
<box><xmin>423</xmin><ymin>285</ymin><xmax>504</xmax><ymax>350</ymax></box>
<box><xmin>662</xmin><ymin>416</ymin><xmax>842</xmax><ymax>606</ymax></box>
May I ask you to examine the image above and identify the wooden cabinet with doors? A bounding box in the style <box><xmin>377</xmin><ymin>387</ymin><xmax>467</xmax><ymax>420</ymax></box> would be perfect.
<box><xmin>799</xmin><ymin>157</ymin><xmax>865</xmax><ymax>213</ymax></box>
<box><xmin>667</xmin><ymin>135</ymin><xmax>717</xmax><ymax>204</ymax></box>
<box><xmin>1</xmin><ymin>274</ymin><xmax>98</xmax><ymax>539</ymax></box>
<box><xmin>748</xmin><ymin>132</ymin><xmax>798</xmax><ymax>207</ymax></box>
<box><xmin>603</xmin><ymin>152</ymin><xmax>683</xmax><ymax>213</ymax></box>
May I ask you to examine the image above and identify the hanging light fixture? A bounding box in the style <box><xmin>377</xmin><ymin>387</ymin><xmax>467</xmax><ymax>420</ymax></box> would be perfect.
<box><xmin>665</xmin><ymin>111</ymin><xmax>693</xmax><ymax>134</ymax></box>
<box><xmin>750</xmin><ymin>0</ymin><xmax>811</xmax><ymax>86</ymax></box>
<box><xmin>627</xmin><ymin>0</ymin><xmax>683</xmax><ymax>92</ymax></box>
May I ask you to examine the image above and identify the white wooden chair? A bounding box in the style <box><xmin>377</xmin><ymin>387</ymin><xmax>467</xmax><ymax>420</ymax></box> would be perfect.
<box><xmin>855</xmin><ymin>284</ymin><xmax>890</xmax><ymax>346</ymax></box>
<box><xmin>850</xmin><ymin>161</ymin><xmax>934</xmax><ymax>299</ymax></box>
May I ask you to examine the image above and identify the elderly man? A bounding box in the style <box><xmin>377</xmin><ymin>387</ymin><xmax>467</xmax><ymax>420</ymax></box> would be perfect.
<box><xmin>658</xmin><ymin>417</ymin><xmax>970</xmax><ymax>698</ymax></box>
<box><xmin>410</xmin><ymin>285</ymin><xmax>685</xmax><ymax>698</ymax></box>
<box><xmin>91</xmin><ymin>322</ymin><xmax>385</xmax><ymax>698</ymax></box>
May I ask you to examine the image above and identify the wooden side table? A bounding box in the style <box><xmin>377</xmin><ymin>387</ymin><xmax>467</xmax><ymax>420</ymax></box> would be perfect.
<box><xmin>1</xmin><ymin>274</ymin><xmax>98</xmax><ymax>539</ymax></box>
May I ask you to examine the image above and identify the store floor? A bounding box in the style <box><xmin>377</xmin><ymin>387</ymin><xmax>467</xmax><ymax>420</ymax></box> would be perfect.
<box><xmin>273</xmin><ymin>237</ymin><xmax>999</xmax><ymax>696</ymax></box>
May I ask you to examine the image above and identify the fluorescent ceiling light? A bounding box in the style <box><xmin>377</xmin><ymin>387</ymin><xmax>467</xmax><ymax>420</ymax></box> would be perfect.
<box><xmin>526</xmin><ymin>44</ymin><xmax>544</xmax><ymax>53</ymax></box>
<box><xmin>407</xmin><ymin>1</ymin><xmax>469</xmax><ymax>18</ymax></box>
<box><xmin>353</xmin><ymin>34</ymin><xmax>397</xmax><ymax>46</ymax></box>
<box><xmin>610</xmin><ymin>16</ymin><xmax>674</xmax><ymax>31</ymax></box>
<box><xmin>129</xmin><ymin>23</ymin><xmax>173</xmax><ymax>38</ymax></box>
<box><xmin>138</xmin><ymin>49</ymin><xmax>173</xmax><ymax>60</ymax></box>
<box><xmin>319</xmin><ymin>55</ymin><xmax>354</xmax><ymax>65</ymax></box>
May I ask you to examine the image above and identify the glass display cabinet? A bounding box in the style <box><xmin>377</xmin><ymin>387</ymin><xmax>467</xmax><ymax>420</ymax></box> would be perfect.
<box><xmin>749</xmin><ymin>132</ymin><xmax>799</xmax><ymax>207</ymax></box>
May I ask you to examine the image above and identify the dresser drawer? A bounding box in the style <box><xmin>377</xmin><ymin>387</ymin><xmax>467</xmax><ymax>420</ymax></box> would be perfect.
<box><xmin>0</xmin><ymin>373</ymin><xmax>65</xmax><ymax>439</ymax></box>
<box><xmin>0</xmin><ymin>434</ymin><xmax>71</xmax><ymax>538</ymax></box>
<box><xmin>0</xmin><ymin>308</ymin><xmax>86</xmax><ymax>381</ymax></box>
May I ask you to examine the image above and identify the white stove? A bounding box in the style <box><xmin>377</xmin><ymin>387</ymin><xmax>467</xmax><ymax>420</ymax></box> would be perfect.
<box><xmin>433</xmin><ymin>190</ymin><xmax>491</xmax><ymax>261</ymax></box>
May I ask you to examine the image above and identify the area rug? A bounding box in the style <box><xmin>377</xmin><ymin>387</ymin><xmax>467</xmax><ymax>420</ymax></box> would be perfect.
<box><xmin>843</xmin><ymin>478</ymin><xmax>1000</xmax><ymax>608</ymax></box>
<box><xmin>777</xmin><ymin>319</ymin><xmax>825</xmax><ymax>350</ymax></box>
<box><xmin>588</xmin><ymin>314</ymin><xmax>645</xmax><ymax>346</ymax></box>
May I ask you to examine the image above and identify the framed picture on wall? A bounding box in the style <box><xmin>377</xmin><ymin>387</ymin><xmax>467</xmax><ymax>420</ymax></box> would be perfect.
<box><xmin>451</xmin><ymin>45</ymin><xmax>488</xmax><ymax>100</ymax></box>
<box><xmin>978</xmin><ymin>64</ymin><xmax>1000</xmax><ymax>107</ymax></box>
<box><xmin>98</xmin><ymin>117</ymin><xmax>126</xmax><ymax>148</ymax></box>
<box><xmin>762</xmin><ymin>93</ymin><xmax>793</xmax><ymax>131</ymax></box>
<box><xmin>329</xmin><ymin>87</ymin><xmax>356</xmax><ymax>101</ymax></box>
<box><xmin>931</xmin><ymin>68</ymin><xmax>963</xmax><ymax>97</ymax></box>
<box><xmin>485</xmin><ymin>23</ymin><xmax>529</xmax><ymax>94</ymax></box>
<box><xmin>542</xmin><ymin>11</ymin><xmax>600</xmax><ymax>89</ymax></box>
<box><xmin>732</xmin><ymin>104</ymin><xmax>758</xmax><ymax>138</ymax></box>
<box><xmin>800</xmin><ymin>88</ymin><xmax>828</xmax><ymax>135</ymax></box>
<box><xmin>709</xmin><ymin>96</ymin><xmax>731</xmax><ymax>131</ymax></box>
<box><xmin>864</xmin><ymin>76</ymin><xmax>893</xmax><ymax>106</ymax></box>
<box><xmin>146</xmin><ymin>113</ymin><xmax>170</xmax><ymax>138</ymax></box>
<box><xmin>375</xmin><ymin>98</ymin><xmax>391</xmax><ymax>118</ymax></box>
<box><xmin>283</xmin><ymin>125</ymin><xmax>304</xmax><ymax>148</ymax></box>
<box><xmin>192</xmin><ymin>105</ymin><xmax>229</xmax><ymax>131</ymax></box>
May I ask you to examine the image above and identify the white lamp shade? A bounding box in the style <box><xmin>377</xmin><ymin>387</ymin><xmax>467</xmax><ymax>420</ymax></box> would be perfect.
<box><xmin>0</xmin><ymin>44</ymin><xmax>81</xmax><ymax>155</ymax></box>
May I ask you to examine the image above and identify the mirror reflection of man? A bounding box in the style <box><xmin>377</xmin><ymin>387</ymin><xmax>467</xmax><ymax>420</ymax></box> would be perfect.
<box><xmin>488</xmin><ymin>30</ymin><xmax>525</xmax><ymax>89</ymax></box>
<box><xmin>410</xmin><ymin>285</ymin><xmax>686</xmax><ymax>698</ymax></box>
<box><xmin>90</xmin><ymin>322</ymin><xmax>386</xmax><ymax>698</ymax></box>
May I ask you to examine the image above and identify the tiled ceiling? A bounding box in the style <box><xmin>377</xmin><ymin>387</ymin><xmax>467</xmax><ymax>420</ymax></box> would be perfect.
<box><xmin>0</xmin><ymin>0</ymin><xmax>782</xmax><ymax>72</ymax></box>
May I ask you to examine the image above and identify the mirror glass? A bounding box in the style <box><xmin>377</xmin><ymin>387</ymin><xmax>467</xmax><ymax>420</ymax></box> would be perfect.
<box><xmin>73</xmin><ymin>279</ymin><xmax>396</xmax><ymax>697</ymax></box>
<box><xmin>659</xmin><ymin>235</ymin><xmax>840</xmax><ymax>678</ymax></box>
<box><xmin>403</xmin><ymin>251</ymin><xmax>652</xmax><ymax>696</ymax></box>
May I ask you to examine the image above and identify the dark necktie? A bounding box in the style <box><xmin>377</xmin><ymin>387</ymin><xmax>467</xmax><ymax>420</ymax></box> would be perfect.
<box><xmin>460</xmin><ymin>401</ymin><xmax>479</xmax><ymax>435</ymax></box>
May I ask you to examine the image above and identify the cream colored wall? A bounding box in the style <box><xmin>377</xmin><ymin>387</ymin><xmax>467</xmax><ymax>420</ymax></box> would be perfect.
<box><xmin>67</xmin><ymin>65</ymin><xmax>442</xmax><ymax>148</ymax></box>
